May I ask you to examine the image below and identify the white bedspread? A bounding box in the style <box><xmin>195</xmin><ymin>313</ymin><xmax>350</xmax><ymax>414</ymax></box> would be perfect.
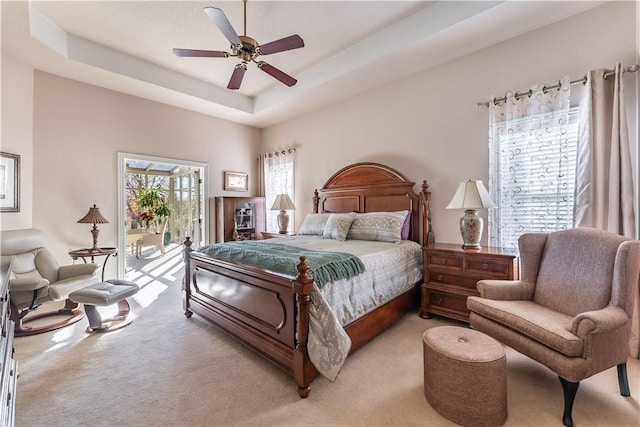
<box><xmin>270</xmin><ymin>236</ymin><xmax>423</xmax><ymax>381</ymax></box>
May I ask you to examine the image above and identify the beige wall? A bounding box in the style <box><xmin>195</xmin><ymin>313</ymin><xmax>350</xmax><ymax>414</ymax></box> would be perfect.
<box><xmin>263</xmin><ymin>1</ymin><xmax>638</xmax><ymax>246</ymax></box>
<box><xmin>0</xmin><ymin>53</ymin><xmax>34</xmax><ymax>230</ymax></box>
<box><xmin>31</xmin><ymin>72</ymin><xmax>261</xmax><ymax>277</ymax></box>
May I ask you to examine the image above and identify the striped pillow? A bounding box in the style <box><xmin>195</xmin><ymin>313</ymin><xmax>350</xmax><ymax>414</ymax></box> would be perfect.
<box><xmin>347</xmin><ymin>210</ymin><xmax>409</xmax><ymax>243</ymax></box>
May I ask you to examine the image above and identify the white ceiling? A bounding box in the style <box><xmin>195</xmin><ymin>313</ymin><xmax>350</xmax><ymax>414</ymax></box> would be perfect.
<box><xmin>2</xmin><ymin>1</ymin><xmax>604</xmax><ymax>128</ymax></box>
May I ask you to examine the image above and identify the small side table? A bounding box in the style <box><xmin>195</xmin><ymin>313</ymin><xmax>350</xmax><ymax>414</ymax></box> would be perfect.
<box><xmin>261</xmin><ymin>232</ymin><xmax>296</xmax><ymax>239</ymax></box>
<box><xmin>68</xmin><ymin>247</ymin><xmax>117</xmax><ymax>281</ymax></box>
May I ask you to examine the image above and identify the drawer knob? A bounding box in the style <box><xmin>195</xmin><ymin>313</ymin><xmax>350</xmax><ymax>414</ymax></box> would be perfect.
<box><xmin>441</xmin><ymin>260</ymin><xmax>448</xmax><ymax>265</ymax></box>
<box><xmin>482</xmin><ymin>263</ymin><xmax>489</xmax><ymax>270</ymax></box>
<box><xmin>436</xmin><ymin>297</ymin><xmax>444</xmax><ymax>305</ymax></box>
<box><xmin>437</xmin><ymin>274</ymin><xmax>443</xmax><ymax>282</ymax></box>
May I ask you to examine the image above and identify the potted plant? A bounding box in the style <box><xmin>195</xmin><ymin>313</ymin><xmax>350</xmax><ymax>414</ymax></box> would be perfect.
<box><xmin>136</xmin><ymin>186</ymin><xmax>173</xmax><ymax>235</ymax></box>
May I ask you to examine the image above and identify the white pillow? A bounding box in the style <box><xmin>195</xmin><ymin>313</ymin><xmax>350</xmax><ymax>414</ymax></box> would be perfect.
<box><xmin>322</xmin><ymin>213</ymin><xmax>356</xmax><ymax>241</ymax></box>
<box><xmin>298</xmin><ymin>213</ymin><xmax>332</xmax><ymax>235</ymax></box>
<box><xmin>347</xmin><ymin>210</ymin><xmax>409</xmax><ymax>243</ymax></box>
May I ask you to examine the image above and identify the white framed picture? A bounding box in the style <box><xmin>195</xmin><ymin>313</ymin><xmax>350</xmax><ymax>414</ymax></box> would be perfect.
<box><xmin>224</xmin><ymin>171</ymin><xmax>248</xmax><ymax>191</ymax></box>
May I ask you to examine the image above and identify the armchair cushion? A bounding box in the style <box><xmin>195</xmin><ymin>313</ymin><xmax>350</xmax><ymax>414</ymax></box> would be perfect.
<box><xmin>467</xmin><ymin>297</ymin><xmax>583</xmax><ymax>357</ymax></box>
<box><xmin>47</xmin><ymin>274</ymin><xmax>99</xmax><ymax>300</ymax></box>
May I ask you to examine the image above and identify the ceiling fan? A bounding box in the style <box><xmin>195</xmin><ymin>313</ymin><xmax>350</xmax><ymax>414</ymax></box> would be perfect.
<box><xmin>173</xmin><ymin>0</ymin><xmax>304</xmax><ymax>90</ymax></box>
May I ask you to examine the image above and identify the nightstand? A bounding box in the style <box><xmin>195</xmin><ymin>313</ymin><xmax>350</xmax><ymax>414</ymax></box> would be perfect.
<box><xmin>261</xmin><ymin>231</ymin><xmax>296</xmax><ymax>239</ymax></box>
<box><xmin>421</xmin><ymin>243</ymin><xmax>518</xmax><ymax>323</ymax></box>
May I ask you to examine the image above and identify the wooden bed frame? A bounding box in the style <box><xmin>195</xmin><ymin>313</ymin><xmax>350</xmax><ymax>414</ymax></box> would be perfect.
<box><xmin>182</xmin><ymin>162</ymin><xmax>432</xmax><ymax>397</ymax></box>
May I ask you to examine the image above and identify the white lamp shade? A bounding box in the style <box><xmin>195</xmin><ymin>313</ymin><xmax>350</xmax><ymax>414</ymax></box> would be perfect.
<box><xmin>446</xmin><ymin>180</ymin><xmax>496</xmax><ymax>210</ymax></box>
<box><xmin>271</xmin><ymin>194</ymin><xmax>296</xmax><ymax>211</ymax></box>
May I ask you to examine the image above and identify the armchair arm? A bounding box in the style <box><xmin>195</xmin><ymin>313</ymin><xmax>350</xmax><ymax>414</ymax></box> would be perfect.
<box><xmin>572</xmin><ymin>305</ymin><xmax>629</xmax><ymax>338</ymax></box>
<box><xmin>58</xmin><ymin>263</ymin><xmax>100</xmax><ymax>280</ymax></box>
<box><xmin>476</xmin><ymin>280</ymin><xmax>535</xmax><ymax>301</ymax></box>
<box><xmin>9</xmin><ymin>276</ymin><xmax>49</xmax><ymax>292</ymax></box>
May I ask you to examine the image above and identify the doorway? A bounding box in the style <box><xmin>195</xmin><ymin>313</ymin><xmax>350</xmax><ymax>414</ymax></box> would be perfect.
<box><xmin>117</xmin><ymin>153</ymin><xmax>208</xmax><ymax>279</ymax></box>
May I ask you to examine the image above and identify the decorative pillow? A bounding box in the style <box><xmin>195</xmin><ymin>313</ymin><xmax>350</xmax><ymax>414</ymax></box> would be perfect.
<box><xmin>347</xmin><ymin>210</ymin><xmax>409</xmax><ymax>243</ymax></box>
<box><xmin>298</xmin><ymin>213</ymin><xmax>332</xmax><ymax>235</ymax></box>
<box><xmin>401</xmin><ymin>210</ymin><xmax>412</xmax><ymax>240</ymax></box>
<box><xmin>322</xmin><ymin>213</ymin><xmax>356</xmax><ymax>241</ymax></box>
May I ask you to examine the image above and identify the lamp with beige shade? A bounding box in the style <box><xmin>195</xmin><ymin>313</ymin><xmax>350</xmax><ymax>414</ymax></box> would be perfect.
<box><xmin>270</xmin><ymin>194</ymin><xmax>295</xmax><ymax>234</ymax></box>
<box><xmin>446</xmin><ymin>180</ymin><xmax>496</xmax><ymax>249</ymax></box>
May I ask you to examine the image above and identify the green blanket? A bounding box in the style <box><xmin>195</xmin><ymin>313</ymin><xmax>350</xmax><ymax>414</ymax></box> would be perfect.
<box><xmin>196</xmin><ymin>241</ymin><xmax>365</xmax><ymax>288</ymax></box>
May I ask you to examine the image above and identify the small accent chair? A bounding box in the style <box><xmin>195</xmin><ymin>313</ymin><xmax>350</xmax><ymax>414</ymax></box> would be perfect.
<box><xmin>1</xmin><ymin>228</ymin><xmax>100</xmax><ymax>336</ymax></box>
<box><xmin>135</xmin><ymin>217</ymin><xmax>168</xmax><ymax>258</ymax></box>
<box><xmin>467</xmin><ymin>228</ymin><xmax>640</xmax><ymax>427</ymax></box>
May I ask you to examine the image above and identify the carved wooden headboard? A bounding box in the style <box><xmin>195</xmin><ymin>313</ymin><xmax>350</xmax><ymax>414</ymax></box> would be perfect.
<box><xmin>312</xmin><ymin>162</ymin><xmax>432</xmax><ymax>244</ymax></box>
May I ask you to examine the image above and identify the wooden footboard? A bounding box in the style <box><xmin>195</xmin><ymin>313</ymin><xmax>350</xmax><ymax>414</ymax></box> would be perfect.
<box><xmin>183</xmin><ymin>237</ymin><xmax>419</xmax><ymax>397</ymax></box>
<box><xmin>183</xmin><ymin>238</ymin><xmax>316</xmax><ymax>397</ymax></box>
<box><xmin>182</xmin><ymin>162</ymin><xmax>432</xmax><ymax>397</ymax></box>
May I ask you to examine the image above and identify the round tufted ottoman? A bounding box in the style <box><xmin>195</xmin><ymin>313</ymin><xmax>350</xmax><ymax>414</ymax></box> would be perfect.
<box><xmin>423</xmin><ymin>326</ymin><xmax>507</xmax><ymax>427</ymax></box>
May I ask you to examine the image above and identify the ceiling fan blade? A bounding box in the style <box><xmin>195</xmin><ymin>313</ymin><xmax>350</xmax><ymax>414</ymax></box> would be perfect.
<box><xmin>203</xmin><ymin>7</ymin><xmax>241</xmax><ymax>46</ymax></box>
<box><xmin>258</xmin><ymin>62</ymin><xmax>297</xmax><ymax>87</ymax></box>
<box><xmin>173</xmin><ymin>48</ymin><xmax>229</xmax><ymax>58</ymax></box>
<box><xmin>258</xmin><ymin>35</ymin><xmax>305</xmax><ymax>55</ymax></box>
<box><xmin>227</xmin><ymin>65</ymin><xmax>247</xmax><ymax>90</ymax></box>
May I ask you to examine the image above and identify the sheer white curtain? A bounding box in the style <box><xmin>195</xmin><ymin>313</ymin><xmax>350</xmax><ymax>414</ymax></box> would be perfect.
<box><xmin>261</xmin><ymin>149</ymin><xmax>296</xmax><ymax>233</ymax></box>
<box><xmin>574</xmin><ymin>63</ymin><xmax>638</xmax><ymax>357</ymax></box>
<box><xmin>488</xmin><ymin>77</ymin><xmax>573</xmax><ymax>250</ymax></box>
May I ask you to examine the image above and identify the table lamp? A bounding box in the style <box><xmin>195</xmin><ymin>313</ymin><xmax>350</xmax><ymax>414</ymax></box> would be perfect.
<box><xmin>446</xmin><ymin>180</ymin><xmax>496</xmax><ymax>249</ymax></box>
<box><xmin>77</xmin><ymin>204</ymin><xmax>109</xmax><ymax>251</ymax></box>
<box><xmin>271</xmin><ymin>194</ymin><xmax>296</xmax><ymax>234</ymax></box>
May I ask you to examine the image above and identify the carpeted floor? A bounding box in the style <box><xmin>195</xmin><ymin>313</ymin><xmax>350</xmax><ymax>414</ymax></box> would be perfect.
<box><xmin>13</xmin><ymin>245</ymin><xmax>640</xmax><ymax>426</ymax></box>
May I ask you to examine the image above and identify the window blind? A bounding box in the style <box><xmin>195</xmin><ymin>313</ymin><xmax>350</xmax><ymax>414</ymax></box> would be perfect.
<box><xmin>493</xmin><ymin>106</ymin><xmax>579</xmax><ymax>249</ymax></box>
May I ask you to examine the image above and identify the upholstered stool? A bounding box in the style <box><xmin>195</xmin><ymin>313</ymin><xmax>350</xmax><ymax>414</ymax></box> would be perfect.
<box><xmin>423</xmin><ymin>326</ymin><xmax>507</xmax><ymax>427</ymax></box>
<box><xmin>69</xmin><ymin>279</ymin><xmax>139</xmax><ymax>333</ymax></box>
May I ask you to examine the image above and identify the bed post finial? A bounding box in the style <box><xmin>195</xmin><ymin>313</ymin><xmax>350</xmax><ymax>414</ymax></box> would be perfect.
<box><xmin>421</xmin><ymin>180</ymin><xmax>435</xmax><ymax>246</ymax></box>
<box><xmin>312</xmin><ymin>189</ymin><xmax>319</xmax><ymax>214</ymax></box>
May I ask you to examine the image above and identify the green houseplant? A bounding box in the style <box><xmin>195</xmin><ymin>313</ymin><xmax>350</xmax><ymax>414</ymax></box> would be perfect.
<box><xmin>136</xmin><ymin>186</ymin><xmax>173</xmax><ymax>231</ymax></box>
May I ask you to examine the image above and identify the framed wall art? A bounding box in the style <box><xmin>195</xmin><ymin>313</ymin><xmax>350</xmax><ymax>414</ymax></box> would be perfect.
<box><xmin>224</xmin><ymin>171</ymin><xmax>248</xmax><ymax>191</ymax></box>
<box><xmin>0</xmin><ymin>152</ymin><xmax>20</xmax><ymax>212</ymax></box>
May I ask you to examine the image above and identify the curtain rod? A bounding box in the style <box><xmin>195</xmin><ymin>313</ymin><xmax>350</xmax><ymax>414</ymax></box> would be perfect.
<box><xmin>476</xmin><ymin>64</ymin><xmax>639</xmax><ymax>108</ymax></box>
<box><xmin>264</xmin><ymin>148</ymin><xmax>296</xmax><ymax>158</ymax></box>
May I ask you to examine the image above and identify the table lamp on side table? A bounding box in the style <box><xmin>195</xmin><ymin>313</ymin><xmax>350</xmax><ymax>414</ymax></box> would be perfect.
<box><xmin>271</xmin><ymin>194</ymin><xmax>296</xmax><ymax>234</ymax></box>
<box><xmin>446</xmin><ymin>180</ymin><xmax>495</xmax><ymax>249</ymax></box>
<box><xmin>77</xmin><ymin>204</ymin><xmax>109</xmax><ymax>251</ymax></box>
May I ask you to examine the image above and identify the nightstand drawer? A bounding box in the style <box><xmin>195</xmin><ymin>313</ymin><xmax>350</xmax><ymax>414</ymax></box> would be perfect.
<box><xmin>421</xmin><ymin>288</ymin><xmax>471</xmax><ymax>322</ymax></box>
<box><xmin>427</xmin><ymin>271</ymin><xmax>479</xmax><ymax>289</ymax></box>
<box><xmin>427</xmin><ymin>289</ymin><xmax>468</xmax><ymax>311</ymax></box>
<box><xmin>465</xmin><ymin>257</ymin><xmax>512</xmax><ymax>278</ymax></box>
<box><xmin>426</xmin><ymin>252</ymin><xmax>463</xmax><ymax>271</ymax></box>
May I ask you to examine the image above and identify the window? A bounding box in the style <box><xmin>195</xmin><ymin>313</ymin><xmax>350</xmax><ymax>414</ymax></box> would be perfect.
<box><xmin>489</xmin><ymin>106</ymin><xmax>579</xmax><ymax>250</ymax></box>
<box><xmin>262</xmin><ymin>150</ymin><xmax>295</xmax><ymax>232</ymax></box>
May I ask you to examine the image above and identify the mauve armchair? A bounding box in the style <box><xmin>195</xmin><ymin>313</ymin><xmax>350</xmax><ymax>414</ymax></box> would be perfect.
<box><xmin>467</xmin><ymin>228</ymin><xmax>640</xmax><ymax>427</ymax></box>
